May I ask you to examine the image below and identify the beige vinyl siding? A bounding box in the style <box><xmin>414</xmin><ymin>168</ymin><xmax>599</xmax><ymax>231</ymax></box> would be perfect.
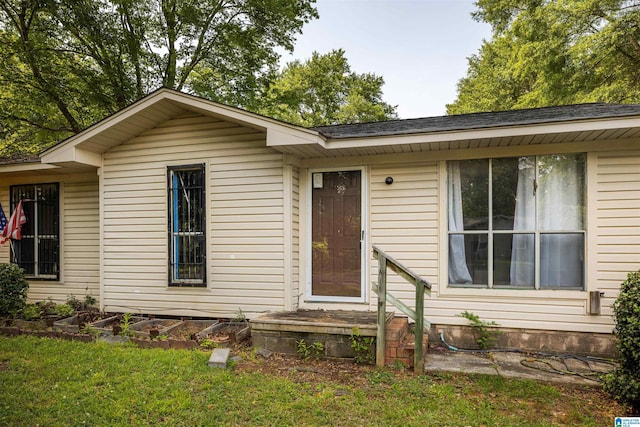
<box><xmin>594</xmin><ymin>150</ymin><xmax>640</xmax><ymax>318</ymax></box>
<box><xmin>291</xmin><ymin>165</ymin><xmax>300</xmax><ymax>309</ymax></box>
<box><xmin>102</xmin><ymin>112</ymin><xmax>286</xmax><ymax>317</ymax></box>
<box><xmin>422</xmin><ymin>296</ymin><xmax>591</xmax><ymax>332</ymax></box>
<box><xmin>370</xmin><ymin>163</ymin><xmax>439</xmax><ymax>310</ymax></box>
<box><xmin>0</xmin><ymin>174</ymin><xmax>99</xmax><ymax>303</ymax></box>
<box><xmin>369</xmin><ymin>151</ymin><xmax>638</xmax><ymax>334</ymax></box>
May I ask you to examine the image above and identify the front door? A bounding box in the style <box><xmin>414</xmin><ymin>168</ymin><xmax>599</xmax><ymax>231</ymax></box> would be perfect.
<box><xmin>310</xmin><ymin>170</ymin><xmax>363</xmax><ymax>300</ymax></box>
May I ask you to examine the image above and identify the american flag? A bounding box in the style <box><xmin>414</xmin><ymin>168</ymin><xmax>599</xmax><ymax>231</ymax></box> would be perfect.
<box><xmin>0</xmin><ymin>203</ymin><xmax>7</xmax><ymax>234</ymax></box>
<box><xmin>0</xmin><ymin>201</ymin><xmax>27</xmax><ymax>245</ymax></box>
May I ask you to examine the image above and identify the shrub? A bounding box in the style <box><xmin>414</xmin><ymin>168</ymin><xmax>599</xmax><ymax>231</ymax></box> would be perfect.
<box><xmin>37</xmin><ymin>298</ymin><xmax>58</xmax><ymax>316</ymax></box>
<box><xmin>21</xmin><ymin>304</ymin><xmax>42</xmax><ymax>320</ymax></box>
<box><xmin>67</xmin><ymin>293</ymin><xmax>97</xmax><ymax>311</ymax></box>
<box><xmin>0</xmin><ymin>264</ymin><xmax>29</xmax><ymax>318</ymax></box>
<box><xmin>54</xmin><ymin>303</ymin><xmax>75</xmax><ymax>318</ymax></box>
<box><xmin>84</xmin><ymin>294</ymin><xmax>97</xmax><ymax>308</ymax></box>
<box><xmin>603</xmin><ymin>271</ymin><xmax>640</xmax><ymax>413</ymax></box>
<box><xmin>66</xmin><ymin>295</ymin><xmax>83</xmax><ymax>311</ymax></box>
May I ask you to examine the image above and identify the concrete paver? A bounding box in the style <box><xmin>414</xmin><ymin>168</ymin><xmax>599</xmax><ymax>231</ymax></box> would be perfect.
<box><xmin>208</xmin><ymin>348</ymin><xmax>231</xmax><ymax>368</ymax></box>
<box><xmin>424</xmin><ymin>349</ymin><xmax>616</xmax><ymax>385</ymax></box>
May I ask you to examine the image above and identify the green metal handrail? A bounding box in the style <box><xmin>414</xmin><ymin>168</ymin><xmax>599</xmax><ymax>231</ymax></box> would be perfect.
<box><xmin>372</xmin><ymin>245</ymin><xmax>431</xmax><ymax>374</ymax></box>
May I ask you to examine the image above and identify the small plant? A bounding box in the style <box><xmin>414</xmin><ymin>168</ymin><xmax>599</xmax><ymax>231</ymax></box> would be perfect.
<box><xmin>457</xmin><ymin>310</ymin><xmax>501</xmax><ymax>350</ymax></box>
<box><xmin>79</xmin><ymin>324</ymin><xmax>101</xmax><ymax>339</ymax></box>
<box><xmin>199</xmin><ymin>338</ymin><xmax>214</xmax><ymax>349</ymax></box>
<box><xmin>55</xmin><ymin>303</ymin><xmax>75</xmax><ymax>318</ymax></box>
<box><xmin>157</xmin><ymin>334</ymin><xmax>168</xmax><ymax>341</ymax></box>
<box><xmin>392</xmin><ymin>359</ymin><xmax>407</xmax><ymax>372</ymax></box>
<box><xmin>603</xmin><ymin>271</ymin><xmax>640</xmax><ymax>413</ymax></box>
<box><xmin>0</xmin><ymin>263</ymin><xmax>29</xmax><ymax>318</ymax></box>
<box><xmin>84</xmin><ymin>294</ymin><xmax>97</xmax><ymax>309</ymax></box>
<box><xmin>296</xmin><ymin>339</ymin><xmax>324</xmax><ymax>360</ymax></box>
<box><xmin>66</xmin><ymin>295</ymin><xmax>83</xmax><ymax>312</ymax></box>
<box><xmin>38</xmin><ymin>298</ymin><xmax>58</xmax><ymax>316</ymax></box>
<box><xmin>296</xmin><ymin>339</ymin><xmax>311</xmax><ymax>360</ymax></box>
<box><xmin>234</xmin><ymin>308</ymin><xmax>246</xmax><ymax>322</ymax></box>
<box><xmin>21</xmin><ymin>304</ymin><xmax>42</xmax><ymax>320</ymax></box>
<box><xmin>68</xmin><ymin>293</ymin><xmax>97</xmax><ymax>312</ymax></box>
<box><xmin>119</xmin><ymin>312</ymin><xmax>136</xmax><ymax>337</ymax></box>
<box><xmin>311</xmin><ymin>341</ymin><xmax>324</xmax><ymax>359</ymax></box>
<box><xmin>350</xmin><ymin>327</ymin><xmax>375</xmax><ymax>365</ymax></box>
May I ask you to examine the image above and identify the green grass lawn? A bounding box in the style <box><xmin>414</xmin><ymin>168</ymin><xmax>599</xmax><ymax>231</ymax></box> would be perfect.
<box><xmin>0</xmin><ymin>336</ymin><xmax>622</xmax><ymax>426</ymax></box>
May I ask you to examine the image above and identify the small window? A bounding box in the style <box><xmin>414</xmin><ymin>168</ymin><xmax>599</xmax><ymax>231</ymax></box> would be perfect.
<box><xmin>168</xmin><ymin>165</ymin><xmax>206</xmax><ymax>286</ymax></box>
<box><xmin>9</xmin><ymin>183</ymin><xmax>60</xmax><ymax>280</ymax></box>
<box><xmin>447</xmin><ymin>154</ymin><xmax>585</xmax><ymax>290</ymax></box>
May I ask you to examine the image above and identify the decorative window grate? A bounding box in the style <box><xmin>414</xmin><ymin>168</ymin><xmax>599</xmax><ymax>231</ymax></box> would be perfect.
<box><xmin>168</xmin><ymin>165</ymin><xmax>206</xmax><ymax>286</ymax></box>
<box><xmin>10</xmin><ymin>183</ymin><xmax>60</xmax><ymax>280</ymax></box>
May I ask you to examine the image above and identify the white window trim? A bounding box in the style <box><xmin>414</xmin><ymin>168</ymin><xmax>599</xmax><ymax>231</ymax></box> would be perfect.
<box><xmin>437</xmin><ymin>159</ymin><xmax>589</xmax><ymax>300</ymax></box>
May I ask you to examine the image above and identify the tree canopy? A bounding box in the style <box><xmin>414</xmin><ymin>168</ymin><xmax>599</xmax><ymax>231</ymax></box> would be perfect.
<box><xmin>259</xmin><ymin>49</ymin><xmax>397</xmax><ymax>127</ymax></box>
<box><xmin>447</xmin><ymin>0</ymin><xmax>640</xmax><ymax>115</ymax></box>
<box><xmin>0</xmin><ymin>0</ymin><xmax>317</xmax><ymax>159</ymax></box>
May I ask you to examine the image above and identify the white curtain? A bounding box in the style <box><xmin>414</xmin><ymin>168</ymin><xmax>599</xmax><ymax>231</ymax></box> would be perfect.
<box><xmin>537</xmin><ymin>155</ymin><xmax>583</xmax><ymax>288</ymax></box>
<box><xmin>510</xmin><ymin>157</ymin><xmax>535</xmax><ymax>286</ymax></box>
<box><xmin>448</xmin><ymin>162</ymin><xmax>472</xmax><ymax>284</ymax></box>
<box><xmin>510</xmin><ymin>155</ymin><xmax>583</xmax><ymax>288</ymax></box>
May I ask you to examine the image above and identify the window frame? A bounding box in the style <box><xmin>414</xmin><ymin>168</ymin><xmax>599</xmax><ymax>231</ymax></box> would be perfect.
<box><xmin>9</xmin><ymin>183</ymin><xmax>60</xmax><ymax>281</ymax></box>
<box><xmin>446</xmin><ymin>154</ymin><xmax>586</xmax><ymax>291</ymax></box>
<box><xmin>167</xmin><ymin>164</ymin><xmax>207</xmax><ymax>287</ymax></box>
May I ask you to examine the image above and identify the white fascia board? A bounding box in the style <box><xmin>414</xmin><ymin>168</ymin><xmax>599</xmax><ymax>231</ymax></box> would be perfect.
<box><xmin>40</xmin><ymin>90</ymin><xmax>174</xmax><ymax>157</ymax></box>
<box><xmin>42</xmin><ymin>88</ymin><xmax>323</xmax><ymax>157</ymax></box>
<box><xmin>0</xmin><ymin>162</ymin><xmax>59</xmax><ymax>174</ymax></box>
<box><xmin>41</xmin><ymin>145</ymin><xmax>102</xmax><ymax>167</ymax></box>
<box><xmin>321</xmin><ymin>116</ymin><xmax>640</xmax><ymax>149</ymax></box>
<box><xmin>266</xmin><ymin>127</ymin><xmax>327</xmax><ymax>148</ymax></box>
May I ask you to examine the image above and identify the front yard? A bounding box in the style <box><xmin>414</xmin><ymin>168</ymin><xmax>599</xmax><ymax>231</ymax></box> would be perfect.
<box><xmin>0</xmin><ymin>336</ymin><xmax>625</xmax><ymax>426</ymax></box>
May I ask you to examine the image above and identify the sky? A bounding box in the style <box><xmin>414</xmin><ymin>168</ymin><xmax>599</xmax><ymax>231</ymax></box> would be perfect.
<box><xmin>279</xmin><ymin>0</ymin><xmax>492</xmax><ymax>119</ymax></box>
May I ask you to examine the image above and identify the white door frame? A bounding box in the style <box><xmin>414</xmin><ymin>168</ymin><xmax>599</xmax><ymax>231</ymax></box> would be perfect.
<box><xmin>305</xmin><ymin>166</ymin><xmax>367</xmax><ymax>303</ymax></box>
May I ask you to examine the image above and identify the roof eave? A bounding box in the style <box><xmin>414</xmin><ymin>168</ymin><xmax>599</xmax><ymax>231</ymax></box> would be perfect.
<box><xmin>320</xmin><ymin>115</ymin><xmax>640</xmax><ymax>149</ymax></box>
<box><xmin>40</xmin><ymin>89</ymin><xmax>325</xmax><ymax>168</ymax></box>
<box><xmin>0</xmin><ymin>161</ymin><xmax>60</xmax><ymax>174</ymax></box>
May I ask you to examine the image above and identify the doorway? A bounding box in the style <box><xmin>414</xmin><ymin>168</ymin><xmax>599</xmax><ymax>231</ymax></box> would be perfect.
<box><xmin>309</xmin><ymin>169</ymin><xmax>364</xmax><ymax>301</ymax></box>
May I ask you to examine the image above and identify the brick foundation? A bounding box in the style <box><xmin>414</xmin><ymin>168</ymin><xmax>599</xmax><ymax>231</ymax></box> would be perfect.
<box><xmin>384</xmin><ymin>317</ymin><xmax>428</xmax><ymax>368</ymax></box>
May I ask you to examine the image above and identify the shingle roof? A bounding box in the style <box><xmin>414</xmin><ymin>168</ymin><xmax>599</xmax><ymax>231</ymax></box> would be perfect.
<box><xmin>312</xmin><ymin>103</ymin><xmax>640</xmax><ymax>139</ymax></box>
<box><xmin>0</xmin><ymin>155</ymin><xmax>41</xmax><ymax>166</ymax></box>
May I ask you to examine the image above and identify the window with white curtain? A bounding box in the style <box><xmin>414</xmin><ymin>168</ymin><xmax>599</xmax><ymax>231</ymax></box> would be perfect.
<box><xmin>447</xmin><ymin>154</ymin><xmax>585</xmax><ymax>290</ymax></box>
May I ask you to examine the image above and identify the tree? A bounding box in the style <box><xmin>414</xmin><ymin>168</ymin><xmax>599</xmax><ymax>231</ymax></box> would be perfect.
<box><xmin>447</xmin><ymin>0</ymin><xmax>640</xmax><ymax>114</ymax></box>
<box><xmin>259</xmin><ymin>49</ymin><xmax>397</xmax><ymax>127</ymax></box>
<box><xmin>0</xmin><ymin>0</ymin><xmax>317</xmax><ymax>159</ymax></box>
